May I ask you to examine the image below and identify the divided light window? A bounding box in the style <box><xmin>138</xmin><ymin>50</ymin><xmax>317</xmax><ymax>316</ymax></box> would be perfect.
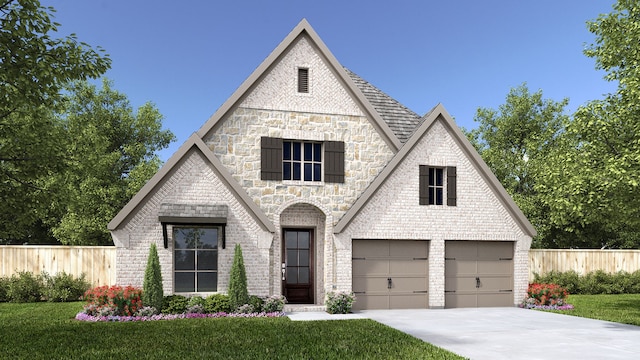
<box><xmin>298</xmin><ymin>68</ymin><xmax>309</xmax><ymax>93</ymax></box>
<box><xmin>174</xmin><ymin>226</ymin><xmax>220</xmax><ymax>293</ymax></box>
<box><xmin>428</xmin><ymin>168</ymin><xmax>444</xmax><ymax>205</ymax></box>
<box><xmin>283</xmin><ymin>141</ymin><xmax>322</xmax><ymax>181</ymax></box>
<box><xmin>419</xmin><ymin>165</ymin><xmax>456</xmax><ymax>206</ymax></box>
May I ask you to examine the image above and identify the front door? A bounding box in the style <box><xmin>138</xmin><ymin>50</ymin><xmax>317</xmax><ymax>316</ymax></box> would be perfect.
<box><xmin>283</xmin><ymin>229</ymin><xmax>313</xmax><ymax>304</ymax></box>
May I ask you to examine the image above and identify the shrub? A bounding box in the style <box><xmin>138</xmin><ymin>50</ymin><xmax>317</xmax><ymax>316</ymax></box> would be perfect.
<box><xmin>42</xmin><ymin>272</ymin><xmax>91</xmax><ymax>302</ymax></box>
<box><xmin>162</xmin><ymin>295</ymin><xmax>189</xmax><ymax>314</ymax></box>
<box><xmin>228</xmin><ymin>244</ymin><xmax>248</xmax><ymax>309</ymax></box>
<box><xmin>234</xmin><ymin>303</ymin><xmax>254</xmax><ymax>314</ymax></box>
<box><xmin>325</xmin><ymin>291</ymin><xmax>355</xmax><ymax>314</ymax></box>
<box><xmin>0</xmin><ymin>276</ymin><xmax>9</xmax><ymax>302</ymax></box>
<box><xmin>262</xmin><ymin>295</ymin><xmax>286</xmax><ymax>313</ymax></box>
<box><xmin>83</xmin><ymin>285</ymin><xmax>143</xmax><ymax>316</ymax></box>
<box><xmin>533</xmin><ymin>270</ymin><xmax>581</xmax><ymax>294</ymax></box>
<box><xmin>188</xmin><ymin>295</ymin><xmax>205</xmax><ymax>307</ymax></box>
<box><xmin>525</xmin><ymin>283</ymin><xmax>569</xmax><ymax>306</ymax></box>
<box><xmin>204</xmin><ymin>293</ymin><xmax>232</xmax><ymax>313</ymax></box>
<box><xmin>142</xmin><ymin>243</ymin><xmax>164</xmax><ymax>313</ymax></box>
<box><xmin>7</xmin><ymin>271</ymin><xmax>44</xmax><ymax>302</ymax></box>
<box><xmin>135</xmin><ymin>306</ymin><xmax>158</xmax><ymax>317</ymax></box>
<box><xmin>248</xmin><ymin>295</ymin><xmax>264</xmax><ymax>312</ymax></box>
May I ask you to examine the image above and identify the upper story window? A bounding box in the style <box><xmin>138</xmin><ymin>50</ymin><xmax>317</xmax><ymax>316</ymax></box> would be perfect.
<box><xmin>283</xmin><ymin>141</ymin><xmax>322</xmax><ymax>181</ymax></box>
<box><xmin>260</xmin><ymin>137</ymin><xmax>344</xmax><ymax>183</ymax></box>
<box><xmin>297</xmin><ymin>68</ymin><xmax>309</xmax><ymax>93</ymax></box>
<box><xmin>419</xmin><ymin>165</ymin><xmax>457</xmax><ymax>206</ymax></box>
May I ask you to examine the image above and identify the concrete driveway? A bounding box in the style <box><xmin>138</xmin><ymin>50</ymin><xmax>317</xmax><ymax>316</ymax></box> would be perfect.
<box><xmin>359</xmin><ymin>307</ymin><xmax>640</xmax><ymax>360</ymax></box>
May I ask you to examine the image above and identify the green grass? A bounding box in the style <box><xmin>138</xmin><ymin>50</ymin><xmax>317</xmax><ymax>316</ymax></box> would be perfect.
<box><xmin>0</xmin><ymin>302</ymin><xmax>465</xmax><ymax>359</ymax></box>
<box><xmin>549</xmin><ymin>293</ymin><xmax>640</xmax><ymax>326</ymax></box>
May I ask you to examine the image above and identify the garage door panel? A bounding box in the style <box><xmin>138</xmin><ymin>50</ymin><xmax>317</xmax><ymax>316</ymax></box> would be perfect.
<box><xmin>477</xmin><ymin>292</ymin><xmax>513</xmax><ymax>307</ymax></box>
<box><xmin>390</xmin><ymin>276</ymin><xmax>428</xmax><ymax>293</ymax></box>
<box><xmin>445</xmin><ymin>293</ymin><xmax>477</xmax><ymax>308</ymax></box>
<box><xmin>390</xmin><ymin>294</ymin><xmax>428</xmax><ymax>309</ymax></box>
<box><xmin>355</xmin><ymin>295</ymin><xmax>390</xmax><ymax>310</ymax></box>
<box><xmin>477</xmin><ymin>260</ymin><xmax>512</xmax><ymax>275</ymax></box>
<box><xmin>390</xmin><ymin>241</ymin><xmax>428</xmax><ymax>257</ymax></box>
<box><xmin>445</xmin><ymin>259</ymin><xmax>477</xmax><ymax>274</ymax></box>
<box><xmin>353</xmin><ymin>240</ymin><xmax>389</xmax><ymax>258</ymax></box>
<box><xmin>390</xmin><ymin>260</ymin><xmax>428</xmax><ymax>275</ymax></box>
<box><xmin>445</xmin><ymin>276</ymin><xmax>476</xmax><ymax>292</ymax></box>
<box><xmin>353</xmin><ymin>276</ymin><xmax>390</xmax><ymax>292</ymax></box>
<box><xmin>477</xmin><ymin>242</ymin><xmax>513</xmax><ymax>259</ymax></box>
<box><xmin>353</xmin><ymin>259</ymin><xmax>389</xmax><ymax>275</ymax></box>
<box><xmin>478</xmin><ymin>276</ymin><xmax>512</xmax><ymax>291</ymax></box>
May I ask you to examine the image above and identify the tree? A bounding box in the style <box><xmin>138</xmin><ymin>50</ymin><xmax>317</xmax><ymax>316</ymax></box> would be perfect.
<box><xmin>540</xmin><ymin>1</ymin><xmax>640</xmax><ymax>248</ymax></box>
<box><xmin>48</xmin><ymin>80</ymin><xmax>175</xmax><ymax>245</ymax></box>
<box><xmin>142</xmin><ymin>243</ymin><xmax>164</xmax><ymax>313</ymax></box>
<box><xmin>228</xmin><ymin>244</ymin><xmax>248</xmax><ymax>310</ymax></box>
<box><xmin>0</xmin><ymin>0</ymin><xmax>110</xmax><ymax>242</ymax></box>
<box><xmin>465</xmin><ymin>84</ymin><xmax>569</xmax><ymax>247</ymax></box>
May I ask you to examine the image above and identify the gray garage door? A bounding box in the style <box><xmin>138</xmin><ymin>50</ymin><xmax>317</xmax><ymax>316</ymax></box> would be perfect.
<box><xmin>352</xmin><ymin>240</ymin><xmax>429</xmax><ymax>310</ymax></box>
<box><xmin>445</xmin><ymin>241</ymin><xmax>514</xmax><ymax>308</ymax></box>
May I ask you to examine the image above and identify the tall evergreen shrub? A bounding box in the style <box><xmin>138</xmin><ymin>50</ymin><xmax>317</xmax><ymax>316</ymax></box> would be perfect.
<box><xmin>142</xmin><ymin>243</ymin><xmax>163</xmax><ymax>312</ymax></box>
<box><xmin>228</xmin><ymin>244</ymin><xmax>248</xmax><ymax>309</ymax></box>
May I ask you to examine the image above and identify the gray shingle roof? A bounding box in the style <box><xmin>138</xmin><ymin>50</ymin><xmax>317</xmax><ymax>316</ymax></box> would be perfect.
<box><xmin>345</xmin><ymin>68</ymin><xmax>423</xmax><ymax>143</ymax></box>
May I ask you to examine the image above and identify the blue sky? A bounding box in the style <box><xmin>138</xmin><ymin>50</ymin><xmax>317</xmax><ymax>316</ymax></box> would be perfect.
<box><xmin>46</xmin><ymin>0</ymin><xmax>617</xmax><ymax>162</ymax></box>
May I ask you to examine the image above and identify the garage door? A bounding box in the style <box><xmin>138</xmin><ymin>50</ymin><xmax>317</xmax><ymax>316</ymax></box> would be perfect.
<box><xmin>445</xmin><ymin>241</ymin><xmax>513</xmax><ymax>308</ymax></box>
<box><xmin>352</xmin><ymin>240</ymin><xmax>429</xmax><ymax>310</ymax></box>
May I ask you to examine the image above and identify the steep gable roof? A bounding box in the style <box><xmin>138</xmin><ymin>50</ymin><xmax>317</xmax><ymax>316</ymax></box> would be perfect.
<box><xmin>334</xmin><ymin>103</ymin><xmax>537</xmax><ymax>237</ymax></box>
<box><xmin>346</xmin><ymin>69</ymin><xmax>423</xmax><ymax>143</ymax></box>
<box><xmin>107</xmin><ymin>134</ymin><xmax>275</xmax><ymax>233</ymax></box>
<box><xmin>195</xmin><ymin>19</ymin><xmax>402</xmax><ymax>152</ymax></box>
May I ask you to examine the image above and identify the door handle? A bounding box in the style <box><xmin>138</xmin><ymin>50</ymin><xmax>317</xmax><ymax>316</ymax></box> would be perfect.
<box><xmin>476</xmin><ymin>277</ymin><xmax>480</xmax><ymax>288</ymax></box>
<box><xmin>387</xmin><ymin>277</ymin><xmax>392</xmax><ymax>289</ymax></box>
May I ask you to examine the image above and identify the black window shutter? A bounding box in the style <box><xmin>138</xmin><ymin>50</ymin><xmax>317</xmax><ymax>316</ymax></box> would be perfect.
<box><xmin>324</xmin><ymin>141</ymin><xmax>345</xmax><ymax>183</ymax></box>
<box><xmin>419</xmin><ymin>165</ymin><xmax>428</xmax><ymax>205</ymax></box>
<box><xmin>447</xmin><ymin>166</ymin><xmax>457</xmax><ymax>206</ymax></box>
<box><xmin>261</xmin><ymin>137</ymin><xmax>283</xmax><ymax>180</ymax></box>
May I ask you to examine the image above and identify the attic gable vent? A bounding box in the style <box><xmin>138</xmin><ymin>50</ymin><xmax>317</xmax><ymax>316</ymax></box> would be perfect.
<box><xmin>297</xmin><ymin>67</ymin><xmax>309</xmax><ymax>93</ymax></box>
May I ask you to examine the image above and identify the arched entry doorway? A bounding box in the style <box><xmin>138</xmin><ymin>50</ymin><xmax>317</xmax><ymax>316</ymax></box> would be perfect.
<box><xmin>279</xmin><ymin>202</ymin><xmax>326</xmax><ymax>304</ymax></box>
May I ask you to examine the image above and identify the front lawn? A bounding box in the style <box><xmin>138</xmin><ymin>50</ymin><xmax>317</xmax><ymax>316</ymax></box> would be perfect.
<box><xmin>0</xmin><ymin>302</ymin><xmax>465</xmax><ymax>359</ymax></box>
<box><xmin>549</xmin><ymin>293</ymin><xmax>640</xmax><ymax>326</ymax></box>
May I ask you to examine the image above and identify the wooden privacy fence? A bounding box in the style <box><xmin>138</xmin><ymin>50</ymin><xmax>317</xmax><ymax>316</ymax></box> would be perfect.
<box><xmin>2</xmin><ymin>246</ymin><xmax>639</xmax><ymax>286</ymax></box>
<box><xmin>0</xmin><ymin>246</ymin><xmax>115</xmax><ymax>287</ymax></box>
<box><xmin>529</xmin><ymin>249</ymin><xmax>640</xmax><ymax>282</ymax></box>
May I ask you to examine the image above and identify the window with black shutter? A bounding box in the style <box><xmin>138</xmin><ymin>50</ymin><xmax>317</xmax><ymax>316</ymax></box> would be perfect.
<box><xmin>260</xmin><ymin>137</ymin><xmax>344</xmax><ymax>183</ymax></box>
<box><xmin>261</xmin><ymin>137</ymin><xmax>283</xmax><ymax>180</ymax></box>
<box><xmin>419</xmin><ymin>165</ymin><xmax>456</xmax><ymax>206</ymax></box>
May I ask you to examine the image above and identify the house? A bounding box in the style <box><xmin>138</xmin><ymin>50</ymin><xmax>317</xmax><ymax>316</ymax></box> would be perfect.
<box><xmin>108</xmin><ymin>19</ymin><xmax>535</xmax><ymax>310</ymax></box>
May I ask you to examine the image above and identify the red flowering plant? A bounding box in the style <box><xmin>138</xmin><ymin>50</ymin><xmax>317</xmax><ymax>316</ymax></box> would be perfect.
<box><xmin>82</xmin><ymin>285</ymin><xmax>143</xmax><ymax>316</ymax></box>
<box><xmin>520</xmin><ymin>283</ymin><xmax>573</xmax><ymax>310</ymax></box>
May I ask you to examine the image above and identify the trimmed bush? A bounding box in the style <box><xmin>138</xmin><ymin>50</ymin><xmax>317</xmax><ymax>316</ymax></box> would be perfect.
<box><xmin>262</xmin><ymin>295</ymin><xmax>286</xmax><ymax>313</ymax></box>
<box><xmin>0</xmin><ymin>276</ymin><xmax>9</xmax><ymax>302</ymax></box>
<box><xmin>534</xmin><ymin>270</ymin><xmax>640</xmax><ymax>295</ymax></box>
<box><xmin>7</xmin><ymin>271</ymin><xmax>44</xmax><ymax>303</ymax></box>
<box><xmin>42</xmin><ymin>271</ymin><xmax>91</xmax><ymax>302</ymax></box>
<box><xmin>325</xmin><ymin>291</ymin><xmax>356</xmax><ymax>314</ymax></box>
<box><xmin>162</xmin><ymin>295</ymin><xmax>189</xmax><ymax>314</ymax></box>
<box><xmin>204</xmin><ymin>293</ymin><xmax>232</xmax><ymax>313</ymax></box>
<box><xmin>228</xmin><ymin>244</ymin><xmax>248</xmax><ymax>309</ymax></box>
<box><xmin>248</xmin><ymin>295</ymin><xmax>264</xmax><ymax>312</ymax></box>
<box><xmin>142</xmin><ymin>243</ymin><xmax>164</xmax><ymax>312</ymax></box>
